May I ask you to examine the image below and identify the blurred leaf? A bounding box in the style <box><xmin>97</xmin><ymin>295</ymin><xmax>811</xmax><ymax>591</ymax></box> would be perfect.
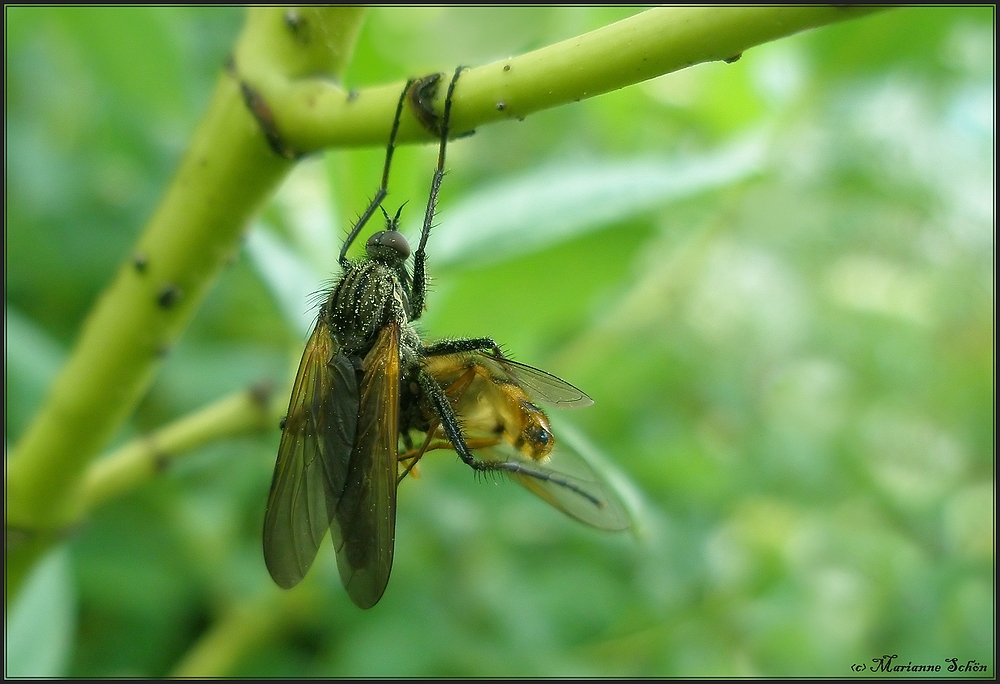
<box><xmin>245</xmin><ymin>224</ymin><xmax>326</xmax><ymax>339</ymax></box>
<box><xmin>422</xmin><ymin>134</ymin><xmax>767</xmax><ymax>267</ymax></box>
<box><xmin>5</xmin><ymin>545</ymin><xmax>77</xmax><ymax>677</ymax></box>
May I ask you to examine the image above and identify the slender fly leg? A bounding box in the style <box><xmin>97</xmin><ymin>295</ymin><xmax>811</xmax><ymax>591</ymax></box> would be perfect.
<box><xmin>421</xmin><ymin>337</ymin><xmax>504</xmax><ymax>359</ymax></box>
<box><xmin>409</xmin><ymin>66</ymin><xmax>464</xmax><ymax>321</ymax></box>
<box><xmin>338</xmin><ymin>78</ymin><xmax>414</xmax><ymax>268</ymax></box>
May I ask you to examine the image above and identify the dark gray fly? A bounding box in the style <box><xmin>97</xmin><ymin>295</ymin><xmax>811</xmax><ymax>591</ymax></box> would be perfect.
<box><xmin>263</xmin><ymin>68</ymin><xmax>629</xmax><ymax>610</ymax></box>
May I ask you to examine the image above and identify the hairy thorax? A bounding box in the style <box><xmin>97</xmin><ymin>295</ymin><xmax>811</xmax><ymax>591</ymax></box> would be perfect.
<box><xmin>324</xmin><ymin>260</ymin><xmax>412</xmax><ymax>358</ymax></box>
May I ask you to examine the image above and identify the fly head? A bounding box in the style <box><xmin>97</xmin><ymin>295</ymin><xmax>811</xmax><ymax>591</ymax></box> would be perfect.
<box><xmin>367</xmin><ymin>206</ymin><xmax>411</xmax><ymax>265</ymax></box>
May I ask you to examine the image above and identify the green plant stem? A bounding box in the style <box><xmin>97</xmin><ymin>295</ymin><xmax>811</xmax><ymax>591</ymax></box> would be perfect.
<box><xmin>80</xmin><ymin>383</ymin><xmax>285</xmax><ymax>512</ymax></box>
<box><xmin>5</xmin><ymin>7</ymin><xmax>366</xmax><ymax>603</ymax></box>
<box><xmin>263</xmin><ymin>6</ymin><xmax>884</xmax><ymax>153</ymax></box>
<box><xmin>170</xmin><ymin>586</ymin><xmax>300</xmax><ymax>678</ymax></box>
<box><xmin>6</xmin><ymin>72</ymin><xmax>287</xmax><ymax>524</ymax></box>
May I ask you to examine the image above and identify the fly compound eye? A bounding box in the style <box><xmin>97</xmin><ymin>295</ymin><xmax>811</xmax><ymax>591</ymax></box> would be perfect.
<box><xmin>366</xmin><ymin>230</ymin><xmax>411</xmax><ymax>260</ymax></box>
<box><xmin>527</xmin><ymin>424</ymin><xmax>551</xmax><ymax>447</ymax></box>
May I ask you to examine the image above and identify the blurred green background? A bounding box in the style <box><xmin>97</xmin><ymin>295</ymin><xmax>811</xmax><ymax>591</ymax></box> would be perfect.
<box><xmin>5</xmin><ymin>6</ymin><xmax>994</xmax><ymax>677</ymax></box>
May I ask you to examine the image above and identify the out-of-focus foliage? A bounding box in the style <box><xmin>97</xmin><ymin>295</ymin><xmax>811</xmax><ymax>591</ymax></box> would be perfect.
<box><xmin>5</xmin><ymin>6</ymin><xmax>994</xmax><ymax>677</ymax></box>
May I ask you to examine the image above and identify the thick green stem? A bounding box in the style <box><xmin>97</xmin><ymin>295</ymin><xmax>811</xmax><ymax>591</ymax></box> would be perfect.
<box><xmin>6</xmin><ymin>75</ymin><xmax>285</xmax><ymax>527</ymax></box>
<box><xmin>80</xmin><ymin>383</ymin><xmax>285</xmax><ymax>512</ymax></box>
<box><xmin>5</xmin><ymin>7</ymin><xmax>366</xmax><ymax>602</ymax></box>
<box><xmin>264</xmin><ymin>6</ymin><xmax>884</xmax><ymax>152</ymax></box>
<box><xmin>169</xmin><ymin>582</ymin><xmax>319</xmax><ymax>677</ymax></box>
<box><xmin>170</xmin><ymin>589</ymin><xmax>284</xmax><ymax>678</ymax></box>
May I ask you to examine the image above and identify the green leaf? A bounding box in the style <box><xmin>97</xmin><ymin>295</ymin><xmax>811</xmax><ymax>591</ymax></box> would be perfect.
<box><xmin>5</xmin><ymin>546</ymin><xmax>77</xmax><ymax>677</ymax></box>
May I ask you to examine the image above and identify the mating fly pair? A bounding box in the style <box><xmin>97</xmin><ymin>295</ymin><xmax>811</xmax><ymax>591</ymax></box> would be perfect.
<box><xmin>263</xmin><ymin>68</ymin><xmax>629</xmax><ymax>609</ymax></box>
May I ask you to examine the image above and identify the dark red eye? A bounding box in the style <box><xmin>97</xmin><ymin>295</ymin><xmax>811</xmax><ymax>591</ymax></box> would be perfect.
<box><xmin>366</xmin><ymin>230</ymin><xmax>411</xmax><ymax>259</ymax></box>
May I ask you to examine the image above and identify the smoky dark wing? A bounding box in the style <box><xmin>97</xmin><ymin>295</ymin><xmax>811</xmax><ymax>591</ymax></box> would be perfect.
<box><xmin>477</xmin><ymin>440</ymin><xmax>631</xmax><ymax>532</ymax></box>
<box><xmin>466</xmin><ymin>353</ymin><xmax>593</xmax><ymax>408</ymax></box>
<box><xmin>263</xmin><ymin>325</ymin><xmax>358</xmax><ymax>589</ymax></box>
<box><xmin>330</xmin><ymin>323</ymin><xmax>400</xmax><ymax>609</ymax></box>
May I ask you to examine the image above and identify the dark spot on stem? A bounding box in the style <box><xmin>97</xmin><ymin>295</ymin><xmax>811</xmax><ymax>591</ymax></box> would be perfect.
<box><xmin>496</xmin><ymin>102</ymin><xmax>505</xmax><ymax>111</ymax></box>
<box><xmin>132</xmin><ymin>253</ymin><xmax>148</xmax><ymax>274</ymax></box>
<box><xmin>724</xmin><ymin>53</ymin><xmax>742</xmax><ymax>64</ymax></box>
<box><xmin>157</xmin><ymin>284</ymin><xmax>182</xmax><ymax>309</ymax></box>
<box><xmin>240</xmin><ymin>82</ymin><xmax>299</xmax><ymax>159</ymax></box>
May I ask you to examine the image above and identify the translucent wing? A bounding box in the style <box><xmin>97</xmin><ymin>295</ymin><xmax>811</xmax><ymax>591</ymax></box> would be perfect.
<box><xmin>495</xmin><ymin>358</ymin><xmax>593</xmax><ymax>408</ymax></box>
<box><xmin>426</xmin><ymin>352</ymin><xmax>593</xmax><ymax>408</ymax></box>
<box><xmin>263</xmin><ymin>324</ymin><xmax>358</xmax><ymax>589</ymax></box>
<box><xmin>330</xmin><ymin>323</ymin><xmax>400</xmax><ymax>609</ymax></box>
<box><xmin>469</xmin><ymin>432</ymin><xmax>631</xmax><ymax>532</ymax></box>
<box><xmin>503</xmin><ymin>444</ymin><xmax>631</xmax><ymax>531</ymax></box>
<box><xmin>420</xmin><ymin>353</ymin><xmax>629</xmax><ymax>531</ymax></box>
